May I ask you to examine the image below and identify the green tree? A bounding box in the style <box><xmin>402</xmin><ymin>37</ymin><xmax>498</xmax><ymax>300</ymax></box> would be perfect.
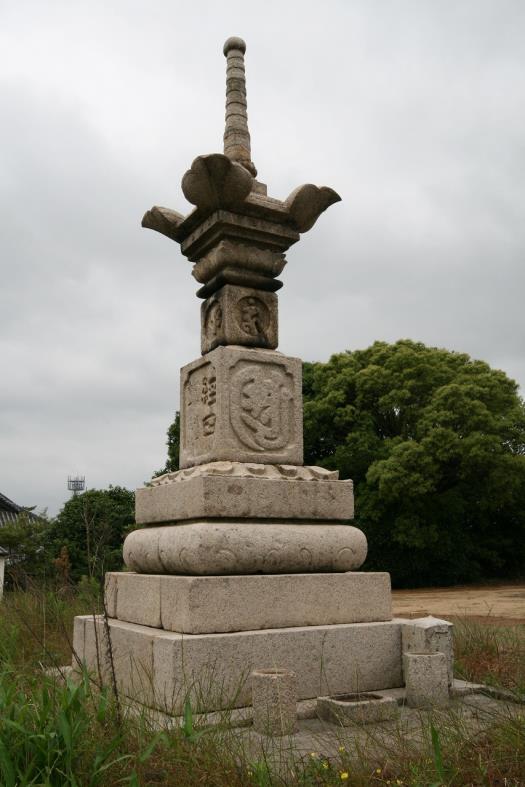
<box><xmin>304</xmin><ymin>340</ymin><xmax>525</xmax><ymax>587</ymax></box>
<box><xmin>153</xmin><ymin>411</ymin><xmax>180</xmax><ymax>477</ymax></box>
<box><xmin>49</xmin><ymin>486</ymin><xmax>134</xmax><ymax>583</ymax></box>
<box><xmin>0</xmin><ymin>512</ymin><xmax>53</xmax><ymax>586</ymax></box>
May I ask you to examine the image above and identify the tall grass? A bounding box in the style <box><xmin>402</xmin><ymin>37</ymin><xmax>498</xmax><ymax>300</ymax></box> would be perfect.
<box><xmin>453</xmin><ymin>617</ymin><xmax>525</xmax><ymax>695</ymax></box>
<box><xmin>0</xmin><ymin>584</ymin><xmax>524</xmax><ymax>785</ymax></box>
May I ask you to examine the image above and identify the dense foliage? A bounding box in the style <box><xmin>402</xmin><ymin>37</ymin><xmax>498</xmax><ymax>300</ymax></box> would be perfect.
<box><xmin>48</xmin><ymin>486</ymin><xmax>135</xmax><ymax>583</ymax></box>
<box><xmin>304</xmin><ymin>340</ymin><xmax>525</xmax><ymax>587</ymax></box>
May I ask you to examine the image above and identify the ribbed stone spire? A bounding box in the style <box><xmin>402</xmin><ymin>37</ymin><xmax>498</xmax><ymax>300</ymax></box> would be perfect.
<box><xmin>223</xmin><ymin>36</ymin><xmax>257</xmax><ymax>177</ymax></box>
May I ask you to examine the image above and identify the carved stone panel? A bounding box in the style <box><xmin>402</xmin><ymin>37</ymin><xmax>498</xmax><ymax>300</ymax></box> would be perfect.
<box><xmin>180</xmin><ymin>346</ymin><xmax>302</xmax><ymax>468</ymax></box>
<box><xmin>201</xmin><ymin>285</ymin><xmax>278</xmax><ymax>354</ymax></box>
<box><xmin>181</xmin><ymin>360</ymin><xmax>218</xmax><ymax>460</ymax></box>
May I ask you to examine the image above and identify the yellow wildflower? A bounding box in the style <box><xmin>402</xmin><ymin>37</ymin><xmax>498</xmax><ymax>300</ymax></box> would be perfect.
<box><xmin>340</xmin><ymin>773</ymin><xmax>349</xmax><ymax>781</ymax></box>
<box><xmin>338</xmin><ymin>745</ymin><xmax>346</xmax><ymax>753</ymax></box>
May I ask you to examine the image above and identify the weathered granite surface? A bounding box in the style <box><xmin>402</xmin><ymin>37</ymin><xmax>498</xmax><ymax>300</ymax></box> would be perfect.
<box><xmin>73</xmin><ymin>616</ymin><xmax>404</xmax><ymax>714</ymax></box>
<box><xmin>316</xmin><ymin>693</ymin><xmax>399</xmax><ymax>725</ymax></box>
<box><xmin>401</xmin><ymin>616</ymin><xmax>454</xmax><ymax>686</ymax></box>
<box><xmin>141</xmin><ymin>36</ymin><xmax>341</xmax><ymax>343</ymax></box>
<box><xmin>151</xmin><ymin>461</ymin><xmax>339</xmax><ymax>484</ymax></box>
<box><xmin>251</xmin><ymin>669</ymin><xmax>298</xmax><ymax>735</ymax></box>
<box><xmin>105</xmin><ymin>571</ymin><xmax>392</xmax><ymax>633</ymax></box>
<box><xmin>180</xmin><ymin>346</ymin><xmax>303</xmax><ymax>468</ymax></box>
<box><xmin>201</xmin><ymin>285</ymin><xmax>278</xmax><ymax>353</ymax></box>
<box><xmin>404</xmin><ymin>652</ymin><xmax>450</xmax><ymax>709</ymax></box>
<box><xmin>123</xmin><ymin>521</ymin><xmax>367</xmax><ymax>575</ymax></box>
<box><xmin>136</xmin><ymin>474</ymin><xmax>353</xmax><ymax>524</ymax></box>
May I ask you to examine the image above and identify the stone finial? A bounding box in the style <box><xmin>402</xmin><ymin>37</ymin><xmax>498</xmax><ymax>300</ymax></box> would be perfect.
<box><xmin>223</xmin><ymin>36</ymin><xmax>257</xmax><ymax>178</ymax></box>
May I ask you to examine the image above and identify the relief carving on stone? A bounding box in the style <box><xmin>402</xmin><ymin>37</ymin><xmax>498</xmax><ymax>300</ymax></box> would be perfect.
<box><xmin>183</xmin><ymin>362</ymin><xmax>217</xmax><ymax>454</ymax></box>
<box><xmin>230</xmin><ymin>362</ymin><xmax>294</xmax><ymax>452</ymax></box>
<box><xmin>150</xmin><ymin>461</ymin><xmax>340</xmax><ymax>486</ymax></box>
<box><xmin>236</xmin><ymin>296</ymin><xmax>270</xmax><ymax>339</ymax></box>
<box><xmin>204</xmin><ymin>300</ymin><xmax>223</xmax><ymax>340</ymax></box>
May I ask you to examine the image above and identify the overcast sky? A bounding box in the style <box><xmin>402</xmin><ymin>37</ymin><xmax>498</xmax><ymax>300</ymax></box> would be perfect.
<box><xmin>1</xmin><ymin>0</ymin><xmax>524</xmax><ymax>516</ymax></box>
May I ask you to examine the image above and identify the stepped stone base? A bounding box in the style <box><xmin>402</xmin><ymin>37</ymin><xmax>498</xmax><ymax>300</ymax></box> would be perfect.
<box><xmin>105</xmin><ymin>571</ymin><xmax>392</xmax><ymax>634</ymax></box>
<box><xmin>73</xmin><ymin>616</ymin><xmax>404</xmax><ymax>715</ymax></box>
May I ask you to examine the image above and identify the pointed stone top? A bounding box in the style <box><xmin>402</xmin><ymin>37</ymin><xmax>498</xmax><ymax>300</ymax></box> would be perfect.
<box><xmin>223</xmin><ymin>35</ymin><xmax>257</xmax><ymax>177</ymax></box>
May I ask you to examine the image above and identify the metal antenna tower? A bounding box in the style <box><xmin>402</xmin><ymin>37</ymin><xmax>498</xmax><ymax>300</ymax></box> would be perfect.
<box><xmin>67</xmin><ymin>475</ymin><xmax>85</xmax><ymax>496</ymax></box>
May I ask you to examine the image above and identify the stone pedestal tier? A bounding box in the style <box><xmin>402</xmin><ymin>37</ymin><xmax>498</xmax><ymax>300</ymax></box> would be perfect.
<box><xmin>123</xmin><ymin>521</ymin><xmax>367</xmax><ymax>575</ymax></box>
<box><xmin>105</xmin><ymin>572</ymin><xmax>392</xmax><ymax>634</ymax></box>
<box><xmin>131</xmin><ymin>458</ymin><xmax>358</xmax><ymax>576</ymax></box>
<box><xmin>137</xmin><ymin>462</ymin><xmax>353</xmax><ymax>523</ymax></box>
<box><xmin>73</xmin><ymin>616</ymin><xmax>404</xmax><ymax>715</ymax></box>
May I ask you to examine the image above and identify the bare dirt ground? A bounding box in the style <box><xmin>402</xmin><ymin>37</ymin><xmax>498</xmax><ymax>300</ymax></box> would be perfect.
<box><xmin>392</xmin><ymin>582</ymin><xmax>525</xmax><ymax>624</ymax></box>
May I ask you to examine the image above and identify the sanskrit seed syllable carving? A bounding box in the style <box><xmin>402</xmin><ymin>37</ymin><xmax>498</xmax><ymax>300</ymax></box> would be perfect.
<box><xmin>237</xmin><ymin>296</ymin><xmax>269</xmax><ymax>338</ymax></box>
<box><xmin>230</xmin><ymin>364</ymin><xmax>294</xmax><ymax>452</ymax></box>
<box><xmin>141</xmin><ymin>37</ymin><xmax>340</xmax><ymax>356</ymax></box>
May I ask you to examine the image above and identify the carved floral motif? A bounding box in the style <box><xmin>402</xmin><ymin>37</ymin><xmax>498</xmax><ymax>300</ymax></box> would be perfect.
<box><xmin>150</xmin><ymin>461</ymin><xmax>340</xmax><ymax>486</ymax></box>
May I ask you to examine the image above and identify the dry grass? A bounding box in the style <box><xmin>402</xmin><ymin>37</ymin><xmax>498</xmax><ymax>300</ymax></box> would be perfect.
<box><xmin>453</xmin><ymin>617</ymin><xmax>525</xmax><ymax>695</ymax></box>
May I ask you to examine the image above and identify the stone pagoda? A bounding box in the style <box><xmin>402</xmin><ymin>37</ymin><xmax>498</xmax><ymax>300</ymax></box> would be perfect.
<box><xmin>73</xmin><ymin>38</ymin><xmax>453</xmax><ymax>717</ymax></box>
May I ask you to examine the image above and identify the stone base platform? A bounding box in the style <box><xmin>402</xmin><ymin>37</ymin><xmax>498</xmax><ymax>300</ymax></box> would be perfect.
<box><xmin>73</xmin><ymin>616</ymin><xmax>405</xmax><ymax>715</ymax></box>
<box><xmin>105</xmin><ymin>571</ymin><xmax>392</xmax><ymax>634</ymax></box>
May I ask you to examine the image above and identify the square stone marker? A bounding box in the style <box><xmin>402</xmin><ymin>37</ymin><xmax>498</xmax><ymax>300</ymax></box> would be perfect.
<box><xmin>180</xmin><ymin>345</ymin><xmax>303</xmax><ymax>468</ymax></box>
<box><xmin>201</xmin><ymin>285</ymin><xmax>278</xmax><ymax>353</ymax></box>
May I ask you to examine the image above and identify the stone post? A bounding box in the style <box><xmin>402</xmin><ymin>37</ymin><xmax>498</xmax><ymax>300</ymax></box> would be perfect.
<box><xmin>404</xmin><ymin>652</ymin><xmax>450</xmax><ymax>709</ymax></box>
<box><xmin>251</xmin><ymin>668</ymin><xmax>297</xmax><ymax>736</ymax></box>
<box><xmin>402</xmin><ymin>617</ymin><xmax>454</xmax><ymax>686</ymax></box>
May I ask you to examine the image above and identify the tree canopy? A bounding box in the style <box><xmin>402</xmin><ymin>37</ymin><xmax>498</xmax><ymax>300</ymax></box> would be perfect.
<box><xmin>49</xmin><ymin>486</ymin><xmax>135</xmax><ymax>583</ymax></box>
<box><xmin>304</xmin><ymin>340</ymin><xmax>525</xmax><ymax>586</ymax></box>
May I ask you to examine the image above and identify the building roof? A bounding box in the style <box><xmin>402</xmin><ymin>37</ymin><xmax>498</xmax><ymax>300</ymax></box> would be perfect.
<box><xmin>0</xmin><ymin>492</ymin><xmax>40</xmax><ymax>528</ymax></box>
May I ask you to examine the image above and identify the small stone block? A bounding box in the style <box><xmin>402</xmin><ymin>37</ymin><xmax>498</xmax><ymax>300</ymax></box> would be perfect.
<box><xmin>404</xmin><ymin>652</ymin><xmax>449</xmax><ymax>709</ymax></box>
<box><xmin>180</xmin><ymin>346</ymin><xmax>303</xmax><ymax>468</ymax></box>
<box><xmin>402</xmin><ymin>616</ymin><xmax>454</xmax><ymax>685</ymax></box>
<box><xmin>316</xmin><ymin>692</ymin><xmax>399</xmax><ymax>725</ymax></box>
<box><xmin>251</xmin><ymin>668</ymin><xmax>297</xmax><ymax>736</ymax></box>
<box><xmin>201</xmin><ymin>285</ymin><xmax>278</xmax><ymax>353</ymax></box>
